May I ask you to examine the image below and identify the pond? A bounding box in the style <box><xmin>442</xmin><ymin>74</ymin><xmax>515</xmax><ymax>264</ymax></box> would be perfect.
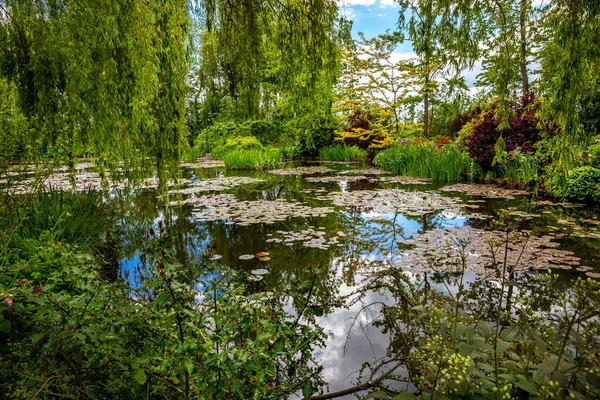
<box><xmin>37</xmin><ymin>160</ymin><xmax>600</xmax><ymax>397</ymax></box>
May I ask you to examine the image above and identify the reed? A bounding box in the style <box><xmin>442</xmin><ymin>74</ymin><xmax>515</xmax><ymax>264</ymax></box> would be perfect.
<box><xmin>319</xmin><ymin>144</ymin><xmax>366</xmax><ymax>162</ymax></box>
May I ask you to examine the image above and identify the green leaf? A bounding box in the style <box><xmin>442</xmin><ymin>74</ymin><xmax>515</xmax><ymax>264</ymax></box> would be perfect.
<box><xmin>496</xmin><ymin>338</ymin><xmax>511</xmax><ymax>358</ymax></box>
<box><xmin>183</xmin><ymin>358</ymin><xmax>194</xmax><ymax>374</ymax></box>
<box><xmin>310</xmin><ymin>306</ymin><xmax>324</xmax><ymax>316</ymax></box>
<box><xmin>478</xmin><ymin>321</ymin><xmax>492</xmax><ymax>339</ymax></box>
<box><xmin>458</xmin><ymin>343</ymin><xmax>473</xmax><ymax>356</ymax></box>
<box><xmin>30</xmin><ymin>333</ymin><xmax>45</xmax><ymax>344</ymax></box>
<box><xmin>134</xmin><ymin>369</ymin><xmax>146</xmax><ymax>385</ymax></box>
<box><xmin>303</xmin><ymin>380</ymin><xmax>314</xmax><ymax>399</ymax></box>
<box><xmin>0</xmin><ymin>317</ymin><xmax>10</xmax><ymax>333</ymax></box>
<box><xmin>369</xmin><ymin>391</ymin><xmax>390</xmax><ymax>399</ymax></box>
<box><xmin>392</xmin><ymin>393</ymin><xmax>418</xmax><ymax>400</ymax></box>
<box><xmin>515</xmin><ymin>375</ymin><xmax>538</xmax><ymax>395</ymax></box>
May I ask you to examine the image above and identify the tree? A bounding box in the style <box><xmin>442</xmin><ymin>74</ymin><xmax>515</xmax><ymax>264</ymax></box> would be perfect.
<box><xmin>334</xmin><ymin>31</ymin><xmax>421</xmax><ymax>139</ymax></box>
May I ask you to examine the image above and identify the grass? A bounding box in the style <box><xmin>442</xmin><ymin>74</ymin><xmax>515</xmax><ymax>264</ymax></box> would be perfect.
<box><xmin>499</xmin><ymin>153</ymin><xmax>539</xmax><ymax>187</ymax></box>
<box><xmin>374</xmin><ymin>143</ymin><xmax>472</xmax><ymax>182</ymax></box>
<box><xmin>183</xmin><ymin>145</ymin><xmax>204</xmax><ymax>162</ymax></box>
<box><xmin>223</xmin><ymin>148</ymin><xmax>282</xmax><ymax>170</ymax></box>
<box><xmin>319</xmin><ymin>144</ymin><xmax>366</xmax><ymax>162</ymax></box>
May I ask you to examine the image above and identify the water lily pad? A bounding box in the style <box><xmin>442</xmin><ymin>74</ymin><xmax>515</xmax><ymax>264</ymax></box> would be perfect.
<box><xmin>209</xmin><ymin>254</ymin><xmax>222</xmax><ymax>260</ymax></box>
<box><xmin>255</xmin><ymin>252</ymin><xmax>270</xmax><ymax>257</ymax></box>
<box><xmin>239</xmin><ymin>254</ymin><xmax>255</xmax><ymax>260</ymax></box>
<box><xmin>251</xmin><ymin>269</ymin><xmax>269</xmax><ymax>275</ymax></box>
<box><xmin>258</xmin><ymin>256</ymin><xmax>271</xmax><ymax>261</ymax></box>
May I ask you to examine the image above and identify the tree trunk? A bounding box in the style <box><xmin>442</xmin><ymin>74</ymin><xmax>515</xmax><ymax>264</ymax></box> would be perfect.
<box><xmin>519</xmin><ymin>0</ymin><xmax>530</xmax><ymax>99</ymax></box>
<box><xmin>423</xmin><ymin>90</ymin><xmax>430</xmax><ymax>138</ymax></box>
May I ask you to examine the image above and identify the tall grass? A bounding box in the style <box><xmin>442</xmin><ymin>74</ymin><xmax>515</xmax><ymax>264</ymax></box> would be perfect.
<box><xmin>499</xmin><ymin>153</ymin><xmax>539</xmax><ymax>187</ymax></box>
<box><xmin>182</xmin><ymin>145</ymin><xmax>204</xmax><ymax>162</ymax></box>
<box><xmin>223</xmin><ymin>148</ymin><xmax>282</xmax><ymax>170</ymax></box>
<box><xmin>319</xmin><ymin>144</ymin><xmax>366</xmax><ymax>162</ymax></box>
<box><xmin>374</xmin><ymin>143</ymin><xmax>472</xmax><ymax>182</ymax></box>
<box><xmin>16</xmin><ymin>188</ymin><xmax>110</xmax><ymax>250</ymax></box>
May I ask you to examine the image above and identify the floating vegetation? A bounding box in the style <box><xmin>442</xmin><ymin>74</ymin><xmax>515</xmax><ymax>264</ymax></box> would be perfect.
<box><xmin>339</xmin><ymin>168</ymin><xmax>389</xmax><ymax>175</ymax></box>
<box><xmin>192</xmin><ymin>196</ymin><xmax>334</xmax><ymax>225</ymax></box>
<box><xmin>168</xmin><ymin>176</ymin><xmax>266</xmax><ymax>195</ymax></box>
<box><xmin>314</xmin><ymin>188</ymin><xmax>481</xmax><ymax>218</ymax></box>
<box><xmin>266</xmin><ymin>228</ymin><xmax>344</xmax><ymax>249</ymax></box>
<box><xmin>239</xmin><ymin>254</ymin><xmax>255</xmax><ymax>260</ymax></box>
<box><xmin>181</xmin><ymin>159</ymin><xmax>224</xmax><ymax>168</ymax></box>
<box><xmin>439</xmin><ymin>184</ymin><xmax>530</xmax><ymax>199</ymax></box>
<box><xmin>397</xmin><ymin>227</ymin><xmax>581</xmax><ymax>275</ymax></box>
<box><xmin>169</xmin><ymin>193</ymin><xmax>237</xmax><ymax>207</ymax></box>
<box><xmin>251</xmin><ymin>269</ymin><xmax>269</xmax><ymax>275</ymax></box>
<box><xmin>268</xmin><ymin>166</ymin><xmax>333</xmax><ymax>175</ymax></box>
<box><xmin>531</xmin><ymin>199</ymin><xmax>583</xmax><ymax>208</ymax></box>
<box><xmin>305</xmin><ymin>175</ymin><xmax>369</xmax><ymax>183</ymax></box>
<box><xmin>375</xmin><ymin>176</ymin><xmax>433</xmax><ymax>185</ymax></box>
<box><xmin>586</xmin><ymin>272</ymin><xmax>600</xmax><ymax>279</ymax></box>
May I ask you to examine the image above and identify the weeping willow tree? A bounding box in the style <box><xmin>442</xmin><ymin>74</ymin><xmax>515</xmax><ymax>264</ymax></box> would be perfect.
<box><xmin>0</xmin><ymin>0</ymin><xmax>189</xmax><ymax>184</ymax></box>
<box><xmin>193</xmin><ymin>0</ymin><xmax>348</xmax><ymax>128</ymax></box>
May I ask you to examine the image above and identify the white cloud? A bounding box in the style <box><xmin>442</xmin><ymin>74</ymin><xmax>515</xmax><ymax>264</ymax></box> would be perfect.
<box><xmin>335</xmin><ymin>0</ymin><xmax>377</xmax><ymax>6</ymax></box>
<box><xmin>379</xmin><ymin>0</ymin><xmax>398</xmax><ymax>8</ymax></box>
<box><xmin>339</xmin><ymin>5</ymin><xmax>358</xmax><ymax>20</ymax></box>
<box><xmin>376</xmin><ymin>13</ymin><xmax>386</xmax><ymax>17</ymax></box>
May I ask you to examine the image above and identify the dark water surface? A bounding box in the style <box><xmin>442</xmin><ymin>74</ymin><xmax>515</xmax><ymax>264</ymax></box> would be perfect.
<box><xmin>109</xmin><ymin>162</ymin><xmax>600</xmax><ymax>397</ymax></box>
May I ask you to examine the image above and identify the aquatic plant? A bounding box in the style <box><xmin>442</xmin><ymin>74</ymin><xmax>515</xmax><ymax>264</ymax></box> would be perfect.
<box><xmin>319</xmin><ymin>144</ymin><xmax>367</xmax><ymax>162</ymax></box>
<box><xmin>222</xmin><ymin>148</ymin><xmax>282</xmax><ymax>170</ymax></box>
<box><xmin>374</xmin><ymin>143</ymin><xmax>473</xmax><ymax>182</ymax></box>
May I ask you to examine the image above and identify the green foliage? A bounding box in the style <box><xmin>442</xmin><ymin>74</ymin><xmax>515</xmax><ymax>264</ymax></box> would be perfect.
<box><xmin>235</xmin><ymin>121</ymin><xmax>287</xmax><ymax>145</ymax></box>
<box><xmin>0</xmin><ymin>78</ymin><xmax>29</xmax><ymax>162</ymax></box>
<box><xmin>211</xmin><ymin>136</ymin><xmax>264</xmax><ymax>160</ymax></box>
<box><xmin>195</xmin><ymin>122</ymin><xmax>239</xmax><ymax>154</ymax></box>
<box><xmin>563</xmin><ymin>166</ymin><xmax>600</xmax><ymax>202</ymax></box>
<box><xmin>15</xmin><ymin>189</ymin><xmax>110</xmax><ymax>251</ymax></box>
<box><xmin>374</xmin><ymin>143</ymin><xmax>472</xmax><ymax>182</ymax></box>
<box><xmin>222</xmin><ymin>148</ymin><xmax>282</xmax><ymax>170</ymax></box>
<box><xmin>499</xmin><ymin>150</ymin><xmax>540</xmax><ymax>187</ymax></box>
<box><xmin>319</xmin><ymin>144</ymin><xmax>366</xmax><ymax>162</ymax></box>
<box><xmin>298</xmin><ymin>127</ymin><xmax>336</xmax><ymax>157</ymax></box>
<box><xmin>0</xmin><ymin>0</ymin><xmax>190</xmax><ymax>185</ymax></box>
<box><xmin>0</xmin><ymin>232</ymin><xmax>331</xmax><ymax>399</ymax></box>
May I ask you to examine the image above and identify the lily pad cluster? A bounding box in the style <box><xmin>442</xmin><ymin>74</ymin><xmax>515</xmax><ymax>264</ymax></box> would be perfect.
<box><xmin>314</xmin><ymin>189</ymin><xmax>476</xmax><ymax>217</ymax></box>
<box><xmin>265</xmin><ymin>228</ymin><xmax>346</xmax><ymax>249</ymax></box>
<box><xmin>192</xmin><ymin>196</ymin><xmax>334</xmax><ymax>225</ymax></box>
<box><xmin>180</xmin><ymin>159</ymin><xmax>225</xmax><ymax>169</ymax></box>
<box><xmin>168</xmin><ymin>176</ymin><xmax>266</xmax><ymax>195</ymax></box>
<box><xmin>439</xmin><ymin>184</ymin><xmax>530</xmax><ymax>200</ymax></box>
<box><xmin>268</xmin><ymin>166</ymin><xmax>333</xmax><ymax>175</ymax></box>
<box><xmin>339</xmin><ymin>168</ymin><xmax>389</xmax><ymax>175</ymax></box>
<box><xmin>397</xmin><ymin>227</ymin><xmax>583</xmax><ymax>275</ymax></box>
<box><xmin>375</xmin><ymin>176</ymin><xmax>433</xmax><ymax>185</ymax></box>
<box><xmin>169</xmin><ymin>193</ymin><xmax>237</xmax><ymax>206</ymax></box>
<box><xmin>305</xmin><ymin>175</ymin><xmax>369</xmax><ymax>183</ymax></box>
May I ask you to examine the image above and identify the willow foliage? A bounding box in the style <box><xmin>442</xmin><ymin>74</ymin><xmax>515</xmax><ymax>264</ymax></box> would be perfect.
<box><xmin>193</xmin><ymin>0</ymin><xmax>348</xmax><ymax>125</ymax></box>
<box><xmin>0</xmin><ymin>0</ymin><xmax>189</xmax><ymax>184</ymax></box>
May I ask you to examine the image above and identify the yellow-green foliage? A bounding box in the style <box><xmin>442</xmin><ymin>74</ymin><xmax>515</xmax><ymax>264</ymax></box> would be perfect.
<box><xmin>211</xmin><ymin>136</ymin><xmax>263</xmax><ymax>159</ymax></box>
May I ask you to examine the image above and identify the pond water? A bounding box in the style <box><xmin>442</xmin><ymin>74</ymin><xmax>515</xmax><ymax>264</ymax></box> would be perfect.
<box><xmin>94</xmin><ymin>160</ymin><xmax>600</xmax><ymax>398</ymax></box>
<box><xmin>26</xmin><ymin>160</ymin><xmax>600</xmax><ymax>398</ymax></box>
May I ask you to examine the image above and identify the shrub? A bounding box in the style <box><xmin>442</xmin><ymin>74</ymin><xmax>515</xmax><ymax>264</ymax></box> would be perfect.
<box><xmin>211</xmin><ymin>136</ymin><xmax>263</xmax><ymax>160</ymax></box>
<box><xmin>564</xmin><ymin>166</ymin><xmax>600</xmax><ymax>201</ymax></box>
<box><xmin>235</xmin><ymin>120</ymin><xmax>286</xmax><ymax>145</ymax></box>
<box><xmin>464</xmin><ymin>95</ymin><xmax>543</xmax><ymax>172</ymax></box>
<box><xmin>335</xmin><ymin>109</ymin><xmax>394</xmax><ymax>159</ymax></box>
<box><xmin>297</xmin><ymin>127</ymin><xmax>336</xmax><ymax>157</ymax></box>
<box><xmin>319</xmin><ymin>144</ymin><xmax>366</xmax><ymax>162</ymax></box>
<box><xmin>222</xmin><ymin>148</ymin><xmax>282</xmax><ymax>170</ymax></box>
<box><xmin>195</xmin><ymin>121</ymin><xmax>238</xmax><ymax>154</ymax></box>
<box><xmin>374</xmin><ymin>143</ymin><xmax>472</xmax><ymax>182</ymax></box>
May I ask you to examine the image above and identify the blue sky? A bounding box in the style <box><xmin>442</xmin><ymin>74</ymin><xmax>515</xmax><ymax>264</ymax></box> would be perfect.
<box><xmin>336</xmin><ymin>0</ymin><xmax>414</xmax><ymax>54</ymax></box>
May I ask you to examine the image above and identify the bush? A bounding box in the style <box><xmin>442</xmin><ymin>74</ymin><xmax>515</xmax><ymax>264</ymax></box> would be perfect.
<box><xmin>319</xmin><ymin>144</ymin><xmax>366</xmax><ymax>162</ymax></box>
<box><xmin>336</xmin><ymin>109</ymin><xmax>394</xmax><ymax>159</ymax></box>
<box><xmin>297</xmin><ymin>127</ymin><xmax>336</xmax><ymax>157</ymax></box>
<box><xmin>464</xmin><ymin>96</ymin><xmax>543</xmax><ymax>172</ymax></box>
<box><xmin>195</xmin><ymin>121</ymin><xmax>239</xmax><ymax>154</ymax></box>
<box><xmin>235</xmin><ymin>121</ymin><xmax>287</xmax><ymax>145</ymax></box>
<box><xmin>564</xmin><ymin>166</ymin><xmax>600</xmax><ymax>201</ymax></box>
<box><xmin>222</xmin><ymin>148</ymin><xmax>282</xmax><ymax>170</ymax></box>
<box><xmin>498</xmin><ymin>150</ymin><xmax>540</xmax><ymax>187</ymax></box>
<box><xmin>374</xmin><ymin>143</ymin><xmax>472</xmax><ymax>182</ymax></box>
<box><xmin>211</xmin><ymin>136</ymin><xmax>263</xmax><ymax>160</ymax></box>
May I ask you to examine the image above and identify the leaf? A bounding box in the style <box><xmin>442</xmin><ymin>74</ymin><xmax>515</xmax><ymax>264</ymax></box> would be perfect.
<box><xmin>500</xmin><ymin>326</ymin><xmax>518</xmax><ymax>342</ymax></box>
<box><xmin>0</xmin><ymin>317</ymin><xmax>10</xmax><ymax>333</ymax></box>
<box><xmin>134</xmin><ymin>369</ymin><xmax>146</xmax><ymax>385</ymax></box>
<box><xmin>30</xmin><ymin>333</ymin><xmax>45</xmax><ymax>344</ymax></box>
<box><xmin>183</xmin><ymin>358</ymin><xmax>194</xmax><ymax>374</ymax></box>
<box><xmin>251</xmin><ymin>269</ymin><xmax>269</xmax><ymax>275</ymax></box>
<box><xmin>303</xmin><ymin>380</ymin><xmax>314</xmax><ymax>399</ymax></box>
<box><xmin>369</xmin><ymin>390</ymin><xmax>390</xmax><ymax>399</ymax></box>
<box><xmin>496</xmin><ymin>338</ymin><xmax>512</xmax><ymax>358</ymax></box>
<box><xmin>310</xmin><ymin>306</ymin><xmax>324</xmax><ymax>316</ymax></box>
<box><xmin>478</xmin><ymin>321</ymin><xmax>492</xmax><ymax>339</ymax></box>
<box><xmin>458</xmin><ymin>343</ymin><xmax>473</xmax><ymax>357</ymax></box>
<box><xmin>515</xmin><ymin>375</ymin><xmax>538</xmax><ymax>395</ymax></box>
<box><xmin>392</xmin><ymin>393</ymin><xmax>418</xmax><ymax>400</ymax></box>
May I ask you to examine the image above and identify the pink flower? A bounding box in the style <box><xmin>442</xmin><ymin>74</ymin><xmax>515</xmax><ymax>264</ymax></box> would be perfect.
<box><xmin>4</xmin><ymin>298</ymin><xmax>13</xmax><ymax>307</ymax></box>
